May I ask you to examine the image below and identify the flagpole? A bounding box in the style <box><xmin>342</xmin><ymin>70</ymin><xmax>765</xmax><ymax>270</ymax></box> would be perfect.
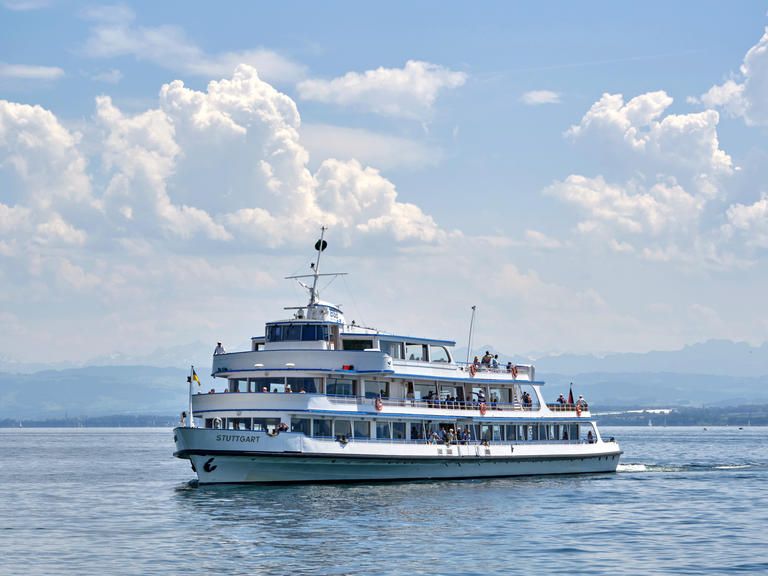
<box><xmin>188</xmin><ymin>365</ymin><xmax>195</xmax><ymax>428</ymax></box>
<box><xmin>465</xmin><ymin>305</ymin><xmax>477</xmax><ymax>365</ymax></box>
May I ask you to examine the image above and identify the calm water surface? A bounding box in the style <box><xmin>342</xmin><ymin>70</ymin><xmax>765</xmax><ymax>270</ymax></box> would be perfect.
<box><xmin>1</xmin><ymin>426</ymin><xmax>767</xmax><ymax>575</ymax></box>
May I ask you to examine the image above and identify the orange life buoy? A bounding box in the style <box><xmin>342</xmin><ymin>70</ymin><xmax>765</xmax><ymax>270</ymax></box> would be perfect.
<box><xmin>576</xmin><ymin>404</ymin><xmax>582</xmax><ymax>417</ymax></box>
<box><xmin>479</xmin><ymin>402</ymin><xmax>487</xmax><ymax>415</ymax></box>
<box><xmin>469</xmin><ymin>364</ymin><xmax>477</xmax><ymax>377</ymax></box>
<box><xmin>375</xmin><ymin>398</ymin><xmax>383</xmax><ymax>412</ymax></box>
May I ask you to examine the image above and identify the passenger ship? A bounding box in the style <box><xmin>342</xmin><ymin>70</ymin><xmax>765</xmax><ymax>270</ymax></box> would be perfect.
<box><xmin>173</xmin><ymin>231</ymin><xmax>621</xmax><ymax>484</ymax></box>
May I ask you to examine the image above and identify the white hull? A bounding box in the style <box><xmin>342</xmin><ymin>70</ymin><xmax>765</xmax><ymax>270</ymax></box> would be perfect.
<box><xmin>175</xmin><ymin>427</ymin><xmax>621</xmax><ymax>484</ymax></box>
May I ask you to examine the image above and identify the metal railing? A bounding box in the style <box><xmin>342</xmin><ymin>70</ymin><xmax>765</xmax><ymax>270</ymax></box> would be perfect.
<box><xmin>323</xmin><ymin>394</ymin><xmax>539</xmax><ymax>412</ymax></box>
<box><xmin>546</xmin><ymin>403</ymin><xmax>590</xmax><ymax>413</ymax></box>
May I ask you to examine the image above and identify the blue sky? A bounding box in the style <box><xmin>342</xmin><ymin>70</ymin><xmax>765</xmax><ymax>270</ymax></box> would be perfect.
<box><xmin>2</xmin><ymin>1</ymin><xmax>768</xmax><ymax>364</ymax></box>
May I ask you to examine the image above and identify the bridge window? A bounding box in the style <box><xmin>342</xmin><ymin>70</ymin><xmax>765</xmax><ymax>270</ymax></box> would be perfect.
<box><xmin>267</xmin><ymin>323</ymin><xmax>330</xmax><ymax>342</ymax></box>
<box><xmin>393</xmin><ymin>422</ymin><xmax>406</xmax><ymax>439</ymax></box>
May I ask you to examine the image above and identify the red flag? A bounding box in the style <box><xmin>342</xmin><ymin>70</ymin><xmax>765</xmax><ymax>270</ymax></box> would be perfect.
<box><xmin>568</xmin><ymin>384</ymin><xmax>574</xmax><ymax>405</ymax></box>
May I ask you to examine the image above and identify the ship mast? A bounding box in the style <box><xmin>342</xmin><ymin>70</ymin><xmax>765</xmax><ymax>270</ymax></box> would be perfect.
<box><xmin>309</xmin><ymin>226</ymin><xmax>327</xmax><ymax>305</ymax></box>
<box><xmin>285</xmin><ymin>227</ymin><xmax>346</xmax><ymax>309</ymax></box>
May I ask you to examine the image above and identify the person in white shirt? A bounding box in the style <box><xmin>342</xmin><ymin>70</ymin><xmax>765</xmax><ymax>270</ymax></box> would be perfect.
<box><xmin>214</xmin><ymin>342</ymin><xmax>226</xmax><ymax>355</ymax></box>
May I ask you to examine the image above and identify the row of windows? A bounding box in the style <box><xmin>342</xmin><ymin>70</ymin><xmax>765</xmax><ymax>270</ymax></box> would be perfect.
<box><xmin>290</xmin><ymin>418</ymin><xmax>585</xmax><ymax>442</ymax></box>
<box><xmin>380</xmin><ymin>341</ymin><xmax>450</xmax><ymax>363</ymax></box>
<box><xmin>224</xmin><ymin>377</ymin><xmax>537</xmax><ymax>407</ymax></box>
<box><xmin>228</xmin><ymin>377</ymin><xmax>321</xmax><ymax>393</ymax></box>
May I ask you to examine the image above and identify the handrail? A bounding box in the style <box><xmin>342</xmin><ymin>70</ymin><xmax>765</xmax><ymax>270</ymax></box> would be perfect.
<box><xmin>546</xmin><ymin>403</ymin><xmax>589</xmax><ymax>413</ymax></box>
<box><xmin>308</xmin><ymin>435</ymin><xmax>601</xmax><ymax>446</ymax></box>
<box><xmin>324</xmin><ymin>394</ymin><xmax>540</xmax><ymax>412</ymax></box>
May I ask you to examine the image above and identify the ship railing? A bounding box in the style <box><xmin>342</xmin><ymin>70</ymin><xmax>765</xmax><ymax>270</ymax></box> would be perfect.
<box><xmin>456</xmin><ymin>362</ymin><xmax>534</xmax><ymax>379</ymax></box>
<box><xmin>546</xmin><ymin>403</ymin><xmax>589</xmax><ymax>413</ymax></box>
<box><xmin>310</xmin><ymin>435</ymin><xmax>594</xmax><ymax>446</ymax></box>
<box><xmin>324</xmin><ymin>394</ymin><xmax>539</xmax><ymax>412</ymax></box>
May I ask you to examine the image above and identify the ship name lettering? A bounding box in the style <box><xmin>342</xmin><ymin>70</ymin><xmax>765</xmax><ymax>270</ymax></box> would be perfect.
<box><xmin>216</xmin><ymin>434</ymin><xmax>259</xmax><ymax>443</ymax></box>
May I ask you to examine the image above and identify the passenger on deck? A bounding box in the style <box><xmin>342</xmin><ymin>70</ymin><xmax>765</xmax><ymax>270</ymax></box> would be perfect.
<box><xmin>214</xmin><ymin>342</ymin><xmax>226</xmax><ymax>355</ymax></box>
<box><xmin>587</xmin><ymin>430</ymin><xmax>594</xmax><ymax>444</ymax></box>
<box><xmin>473</xmin><ymin>356</ymin><xmax>481</xmax><ymax>368</ymax></box>
<box><xmin>556</xmin><ymin>394</ymin><xmax>566</xmax><ymax>405</ymax></box>
<box><xmin>491</xmin><ymin>354</ymin><xmax>499</xmax><ymax>369</ymax></box>
<box><xmin>577</xmin><ymin>395</ymin><xmax>589</xmax><ymax>410</ymax></box>
<box><xmin>481</xmin><ymin>351</ymin><xmax>493</xmax><ymax>366</ymax></box>
<box><xmin>522</xmin><ymin>391</ymin><xmax>532</xmax><ymax>408</ymax></box>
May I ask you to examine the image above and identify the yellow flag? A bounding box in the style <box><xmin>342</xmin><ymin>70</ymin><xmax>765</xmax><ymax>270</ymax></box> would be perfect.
<box><xmin>192</xmin><ymin>368</ymin><xmax>200</xmax><ymax>385</ymax></box>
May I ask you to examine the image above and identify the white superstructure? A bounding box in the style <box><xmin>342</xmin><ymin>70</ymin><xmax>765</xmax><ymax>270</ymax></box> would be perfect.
<box><xmin>173</xmin><ymin>229</ymin><xmax>621</xmax><ymax>484</ymax></box>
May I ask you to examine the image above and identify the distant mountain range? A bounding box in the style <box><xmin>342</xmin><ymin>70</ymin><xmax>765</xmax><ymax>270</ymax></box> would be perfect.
<box><xmin>1</xmin><ymin>339</ymin><xmax>767</xmax><ymax>419</ymax></box>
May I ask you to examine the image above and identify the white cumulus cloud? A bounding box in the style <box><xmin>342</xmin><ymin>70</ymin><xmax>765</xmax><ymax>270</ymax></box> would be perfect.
<box><xmin>297</xmin><ymin>60</ymin><xmax>467</xmax><ymax>119</ymax></box>
<box><xmin>548</xmin><ymin>90</ymin><xmax>737</xmax><ymax>264</ymax></box>
<box><xmin>696</xmin><ymin>27</ymin><xmax>768</xmax><ymax>126</ymax></box>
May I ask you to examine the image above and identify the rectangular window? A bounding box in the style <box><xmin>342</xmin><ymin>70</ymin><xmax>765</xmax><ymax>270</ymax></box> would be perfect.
<box><xmin>252</xmin><ymin>418</ymin><xmax>280</xmax><ymax>432</ymax></box>
<box><xmin>251</xmin><ymin>376</ymin><xmax>286</xmax><ymax>393</ymax></box>
<box><xmin>326</xmin><ymin>378</ymin><xmax>354</xmax><ymax>396</ymax></box>
<box><xmin>410</xmin><ymin>422</ymin><xmax>425</xmax><ymax>440</ymax></box>
<box><xmin>343</xmin><ymin>339</ymin><xmax>373</xmax><ymax>351</ymax></box>
<box><xmin>313</xmin><ymin>419</ymin><xmax>332</xmax><ymax>437</ymax></box>
<box><xmin>291</xmin><ymin>418</ymin><xmax>311</xmax><ymax>436</ymax></box>
<box><xmin>363</xmin><ymin>380</ymin><xmax>387</xmax><ymax>399</ymax></box>
<box><xmin>334</xmin><ymin>420</ymin><xmax>352</xmax><ymax>437</ymax></box>
<box><xmin>376</xmin><ymin>421</ymin><xmax>391</xmax><ymax>440</ymax></box>
<box><xmin>414</xmin><ymin>382</ymin><xmax>436</xmax><ymax>400</ymax></box>
<box><xmin>392</xmin><ymin>422</ymin><xmax>406</xmax><ymax>440</ymax></box>
<box><xmin>286</xmin><ymin>377</ymin><xmax>319</xmax><ymax>393</ymax></box>
<box><xmin>405</xmin><ymin>343</ymin><xmax>427</xmax><ymax>361</ymax></box>
<box><xmin>353</xmin><ymin>420</ymin><xmax>370</xmax><ymax>438</ymax></box>
<box><xmin>380</xmin><ymin>340</ymin><xmax>403</xmax><ymax>359</ymax></box>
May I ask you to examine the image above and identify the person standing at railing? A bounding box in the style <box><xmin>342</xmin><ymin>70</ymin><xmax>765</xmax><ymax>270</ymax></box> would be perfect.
<box><xmin>214</xmin><ymin>342</ymin><xmax>226</xmax><ymax>355</ymax></box>
<box><xmin>556</xmin><ymin>394</ymin><xmax>566</xmax><ymax>407</ymax></box>
<box><xmin>481</xmin><ymin>351</ymin><xmax>493</xmax><ymax>366</ymax></box>
<box><xmin>491</xmin><ymin>354</ymin><xmax>499</xmax><ymax>369</ymax></box>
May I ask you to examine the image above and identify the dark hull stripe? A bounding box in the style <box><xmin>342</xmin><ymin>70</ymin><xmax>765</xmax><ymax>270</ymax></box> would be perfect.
<box><xmin>176</xmin><ymin>448</ymin><xmax>622</xmax><ymax>464</ymax></box>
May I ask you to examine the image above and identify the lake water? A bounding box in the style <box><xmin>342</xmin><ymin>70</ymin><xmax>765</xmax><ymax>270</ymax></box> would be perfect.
<box><xmin>1</xmin><ymin>426</ymin><xmax>767</xmax><ymax>575</ymax></box>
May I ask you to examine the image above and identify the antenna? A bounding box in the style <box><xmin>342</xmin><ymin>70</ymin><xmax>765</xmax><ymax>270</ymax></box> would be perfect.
<box><xmin>466</xmin><ymin>305</ymin><xmax>477</xmax><ymax>365</ymax></box>
<box><xmin>310</xmin><ymin>226</ymin><xmax>327</xmax><ymax>305</ymax></box>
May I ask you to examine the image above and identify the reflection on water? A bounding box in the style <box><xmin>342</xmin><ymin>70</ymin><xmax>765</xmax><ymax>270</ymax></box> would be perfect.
<box><xmin>1</xmin><ymin>427</ymin><xmax>768</xmax><ymax>575</ymax></box>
